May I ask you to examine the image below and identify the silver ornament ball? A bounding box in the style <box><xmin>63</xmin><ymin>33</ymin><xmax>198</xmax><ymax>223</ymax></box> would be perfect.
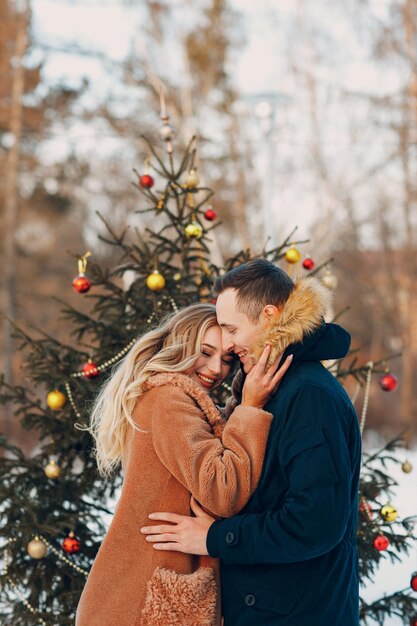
<box><xmin>159</xmin><ymin>121</ymin><xmax>176</xmax><ymax>142</ymax></box>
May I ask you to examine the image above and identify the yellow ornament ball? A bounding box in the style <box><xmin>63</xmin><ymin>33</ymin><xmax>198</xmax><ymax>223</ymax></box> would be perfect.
<box><xmin>402</xmin><ymin>460</ymin><xmax>413</xmax><ymax>473</ymax></box>
<box><xmin>184</xmin><ymin>222</ymin><xmax>203</xmax><ymax>239</ymax></box>
<box><xmin>185</xmin><ymin>169</ymin><xmax>200</xmax><ymax>188</ymax></box>
<box><xmin>380</xmin><ymin>503</ymin><xmax>398</xmax><ymax>523</ymax></box>
<box><xmin>47</xmin><ymin>389</ymin><xmax>66</xmax><ymax>411</ymax></box>
<box><xmin>44</xmin><ymin>459</ymin><xmax>61</xmax><ymax>479</ymax></box>
<box><xmin>285</xmin><ymin>247</ymin><xmax>301</xmax><ymax>264</ymax></box>
<box><xmin>146</xmin><ymin>270</ymin><xmax>166</xmax><ymax>292</ymax></box>
<box><xmin>27</xmin><ymin>537</ymin><xmax>47</xmax><ymax>559</ymax></box>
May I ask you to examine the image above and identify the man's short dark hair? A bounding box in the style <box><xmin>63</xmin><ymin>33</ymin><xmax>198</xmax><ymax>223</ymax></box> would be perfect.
<box><xmin>214</xmin><ymin>259</ymin><xmax>294</xmax><ymax>322</ymax></box>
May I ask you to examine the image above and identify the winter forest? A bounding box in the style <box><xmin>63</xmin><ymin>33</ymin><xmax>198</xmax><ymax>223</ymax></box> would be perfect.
<box><xmin>1</xmin><ymin>0</ymin><xmax>417</xmax><ymax>625</ymax></box>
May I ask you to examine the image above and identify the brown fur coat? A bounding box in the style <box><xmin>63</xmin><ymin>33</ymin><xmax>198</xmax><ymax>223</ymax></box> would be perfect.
<box><xmin>75</xmin><ymin>373</ymin><xmax>273</xmax><ymax>626</ymax></box>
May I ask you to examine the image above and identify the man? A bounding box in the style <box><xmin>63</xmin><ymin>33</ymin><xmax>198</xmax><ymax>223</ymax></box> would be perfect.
<box><xmin>141</xmin><ymin>259</ymin><xmax>362</xmax><ymax>625</ymax></box>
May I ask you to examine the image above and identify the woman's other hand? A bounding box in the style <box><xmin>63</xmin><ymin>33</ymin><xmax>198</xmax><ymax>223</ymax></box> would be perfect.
<box><xmin>241</xmin><ymin>346</ymin><xmax>293</xmax><ymax>409</ymax></box>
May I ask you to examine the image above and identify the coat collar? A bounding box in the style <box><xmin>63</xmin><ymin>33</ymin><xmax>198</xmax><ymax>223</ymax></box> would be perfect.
<box><xmin>225</xmin><ymin>277</ymin><xmax>331</xmax><ymax>419</ymax></box>
<box><xmin>254</xmin><ymin>276</ymin><xmax>331</xmax><ymax>364</ymax></box>
<box><xmin>144</xmin><ymin>372</ymin><xmax>224</xmax><ymax>436</ymax></box>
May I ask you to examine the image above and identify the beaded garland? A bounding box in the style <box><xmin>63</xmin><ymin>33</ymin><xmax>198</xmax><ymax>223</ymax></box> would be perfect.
<box><xmin>70</xmin><ymin>298</ymin><xmax>179</xmax><ymax>380</ymax></box>
<box><xmin>3</xmin><ymin>533</ymin><xmax>88</xmax><ymax>626</ymax></box>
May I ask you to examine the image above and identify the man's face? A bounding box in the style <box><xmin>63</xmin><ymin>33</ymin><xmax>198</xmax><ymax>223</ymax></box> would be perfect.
<box><xmin>216</xmin><ymin>289</ymin><xmax>262</xmax><ymax>373</ymax></box>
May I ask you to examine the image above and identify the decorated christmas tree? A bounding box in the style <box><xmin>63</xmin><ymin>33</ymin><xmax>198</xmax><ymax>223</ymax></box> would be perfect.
<box><xmin>1</xmin><ymin>109</ymin><xmax>416</xmax><ymax>626</ymax></box>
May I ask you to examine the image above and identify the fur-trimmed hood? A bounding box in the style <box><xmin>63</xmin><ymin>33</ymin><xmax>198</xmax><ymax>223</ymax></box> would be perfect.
<box><xmin>225</xmin><ymin>277</ymin><xmax>351</xmax><ymax>418</ymax></box>
<box><xmin>254</xmin><ymin>276</ymin><xmax>331</xmax><ymax>364</ymax></box>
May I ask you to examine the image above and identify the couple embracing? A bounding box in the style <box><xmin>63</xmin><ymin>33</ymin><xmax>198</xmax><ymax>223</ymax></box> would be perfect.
<box><xmin>76</xmin><ymin>259</ymin><xmax>361</xmax><ymax>626</ymax></box>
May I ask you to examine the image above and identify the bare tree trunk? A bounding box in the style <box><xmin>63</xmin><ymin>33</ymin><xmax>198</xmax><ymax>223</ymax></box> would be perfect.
<box><xmin>399</xmin><ymin>0</ymin><xmax>417</xmax><ymax>445</ymax></box>
<box><xmin>228</xmin><ymin>115</ymin><xmax>252</xmax><ymax>249</ymax></box>
<box><xmin>2</xmin><ymin>1</ymin><xmax>29</xmax><ymax>419</ymax></box>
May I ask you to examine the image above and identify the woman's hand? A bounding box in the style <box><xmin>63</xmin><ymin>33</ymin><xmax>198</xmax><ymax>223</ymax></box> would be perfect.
<box><xmin>241</xmin><ymin>346</ymin><xmax>293</xmax><ymax>409</ymax></box>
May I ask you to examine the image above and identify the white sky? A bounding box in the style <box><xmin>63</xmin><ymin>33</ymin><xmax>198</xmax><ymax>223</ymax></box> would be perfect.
<box><xmin>31</xmin><ymin>0</ymin><xmax>406</xmax><ymax>249</ymax></box>
<box><xmin>33</xmin><ymin>0</ymin><xmax>397</xmax><ymax>94</ymax></box>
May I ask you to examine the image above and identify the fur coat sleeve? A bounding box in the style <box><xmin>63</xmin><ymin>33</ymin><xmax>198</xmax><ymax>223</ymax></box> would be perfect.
<box><xmin>134</xmin><ymin>382</ymin><xmax>273</xmax><ymax>518</ymax></box>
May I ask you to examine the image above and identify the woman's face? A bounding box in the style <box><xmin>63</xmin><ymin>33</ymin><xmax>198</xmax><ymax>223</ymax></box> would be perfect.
<box><xmin>188</xmin><ymin>325</ymin><xmax>235</xmax><ymax>393</ymax></box>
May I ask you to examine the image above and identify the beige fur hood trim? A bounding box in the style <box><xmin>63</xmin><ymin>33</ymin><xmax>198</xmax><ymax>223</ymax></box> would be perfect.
<box><xmin>144</xmin><ymin>372</ymin><xmax>224</xmax><ymax>437</ymax></box>
<box><xmin>254</xmin><ymin>276</ymin><xmax>331</xmax><ymax>363</ymax></box>
<box><xmin>225</xmin><ymin>277</ymin><xmax>331</xmax><ymax>420</ymax></box>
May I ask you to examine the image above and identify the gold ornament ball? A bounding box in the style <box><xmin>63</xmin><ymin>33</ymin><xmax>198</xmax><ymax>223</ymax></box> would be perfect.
<box><xmin>184</xmin><ymin>222</ymin><xmax>203</xmax><ymax>239</ymax></box>
<box><xmin>380</xmin><ymin>503</ymin><xmax>398</xmax><ymax>523</ymax></box>
<box><xmin>173</xmin><ymin>272</ymin><xmax>182</xmax><ymax>282</ymax></box>
<box><xmin>321</xmin><ymin>272</ymin><xmax>338</xmax><ymax>290</ymax></box>
<box><xmin>47</xmin><ymin>389</ymin><xmax>66</xmax><ymax>410</ymax></box>
<box><xmin>45</xmin><ymin>460</ymin><xmax>61</xmax><ymax>479</ymax></box>
<box><xmin>146</xmin><ymin>271</ymin><xmax>166</xmax><ymax>292</ymax></box>
<box><xmin>285</xmin><ymin>247</ymin><xmax>301</xmax><ymax>264</ymax></box>
<box><xmin>402</xmin><ymin>460</ymin><xmax>413</xmax><ymax>473</ymax></box>
<box><xmin>27</xmin><ymin>537</ymin><xmax>47</xmax><ymax>559</ymax></box>
<box><xmin>185</xmin><ymin>169</ymin><xmax>200</xmax><ymax>188</ymax></box>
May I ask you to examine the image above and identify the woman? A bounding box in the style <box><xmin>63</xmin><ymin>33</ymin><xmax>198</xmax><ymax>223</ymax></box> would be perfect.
<box><xmin>75</xmin><ymin>303</ymin><xmax>291</xmax><ymax>626</ymax></box>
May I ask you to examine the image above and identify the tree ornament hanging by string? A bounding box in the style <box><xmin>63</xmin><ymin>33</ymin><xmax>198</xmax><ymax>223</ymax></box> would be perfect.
<box><xmin>185</xmin><ymin>221</ymin><xmax>203</xmax><ymax>239</ymax></box>
<box><xmin>285</xmin><ymin>245</ymin><xmax>301</xmax><ymax>264</ymax></box>
<box><xmin>380</xmin><ymin>503</ymin><xmax>398</xmax><ymax>523</ymax></box>
<box><xmin>47</xmin><ymin>389</ymin><xmax>66</xmax><ymax>410</ymax></box>
<box><xmin>146</xmin><ymin>269</ymin><xmax>166</xmax><ymax>291</ymax></box>
<box><xmin>373</xmin><ymin>534</ymin><xmax>389</xmax><ymax>551</ymax></box>
<box><xmin>139</xmin><ymin>174</ymin><xmax>154</xmax><ymax>189</ymax></box>
<box><xmin>321</xmin><ymin>268</ymin><xmax>338</xmax><ymax>290</ymax></box>
<box><xmin>44</xmin><ymin>459</ymin><xmax>61</xmax><ymax>479</ymax></box>
<box><xmin>204</xmin><ymin>207</ymin><xmax>217</xmax><ymax>221</ymax></box>
<box><xmin>139</xmin><ymin>157</ymin><xmax>154</xmax><ymax>188</ymax></box>
<box><xmin>402</xmin><ymin>460</ymin><xmax>413</xmax><ymax>473</ymax></box>
<box><xmin>72</xmin><ymin>251</ymin><xmax>92</xmax><ymax>293</ymax></box>
<box><xmin>62</xmin><ymin>531</ymin><xmax>81</xmax><ymax>554</ymax></box>
<box><xmin>158</xmin><ymin>86</ymin><xmax>176</xmax><ymax>151</ymax></box>
<box><xmin>302</xmin><ymin>256</ymin><xmax>315</xmax><ymax>270</ymax></box>
<box><xmin>185</xmin><ymin>169</ymin><xmax>200</xmax><ymax>188</ymax></box>
<box><xmin>379</xmin><ymin>372</ymin><xmax>398</xmax><ymax>392</ymax></box>
<box><xmin>82</xmin><ymin>359</ymin><xmax>99</xmax><ymax>379</ymax></box>
<box><xmin>27</xmin><ymin>537</ymin><xmax>47</xmax><ymax>559</ymax></box>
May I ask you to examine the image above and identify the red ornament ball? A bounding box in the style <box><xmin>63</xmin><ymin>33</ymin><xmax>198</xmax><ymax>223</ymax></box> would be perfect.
<box><xmin>411</xmin><ymin>572</ymin><xmax>417</xmax><ymax>592</ymax></box>
<box><xmin>204</xmin><ymin>208</ymin><xmax>217</xmax><ymax>221</ymax></box>
<box><xmin>62</xmin><ymin>532</ymin><xmax>81</xmax><ymax>554</ymax></box>
<box><xmin>302</xmin><ymin>257</ymin><xmax>315</xmax><ymax>271</ymax></box>
<box><xmin>410</xmin><ymin>617</ymin><xmax>417</xmax><ymax>626</ymax></box>
<box><xmin>72</xmin><ymin>274</ymin><xmax>92</xmax><ymax>293</ymax></box>
<box><xmin>139</xmin><ymin>174</ymin><xmax>154</xmax><ymax>189</ymax></box>
<box><xmin>373</xmin><ymin>534</ymin><xmax>389</xmax><ymax>551</ymax></box>
<box><xmin>379</xmin><ymin>372</ymin><xmax>398</xmax><ymax>392</ymax></box>
<box><xmin>82</xmin><ymin>360</ymin><xmax>99</xmax><ymax>379</ymax></box>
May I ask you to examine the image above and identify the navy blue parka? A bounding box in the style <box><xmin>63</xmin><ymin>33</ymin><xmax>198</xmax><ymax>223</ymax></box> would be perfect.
<box><xmin>207</xmin><ymin>319</ymin><xmax>362</xmax><ymax>626</ymax></box>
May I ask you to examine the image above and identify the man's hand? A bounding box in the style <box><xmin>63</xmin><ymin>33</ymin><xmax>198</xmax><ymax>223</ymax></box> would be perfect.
<box><xmin>140</xmin><ymin>496</ymin><xmax>215</xmax><ymax>555</ymax></box>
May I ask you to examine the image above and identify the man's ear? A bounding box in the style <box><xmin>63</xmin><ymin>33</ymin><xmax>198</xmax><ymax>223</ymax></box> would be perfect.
<box><xmin>261</xmin><ymin>305</ymin><xmax>282</xmax><ymax>325</ymax></box>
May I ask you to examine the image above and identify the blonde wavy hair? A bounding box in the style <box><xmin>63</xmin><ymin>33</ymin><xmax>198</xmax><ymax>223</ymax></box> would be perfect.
<box><xmin>83</xmin><ymin>303</ymin><xmax>218</xmax><ymax>477</ymax></box>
